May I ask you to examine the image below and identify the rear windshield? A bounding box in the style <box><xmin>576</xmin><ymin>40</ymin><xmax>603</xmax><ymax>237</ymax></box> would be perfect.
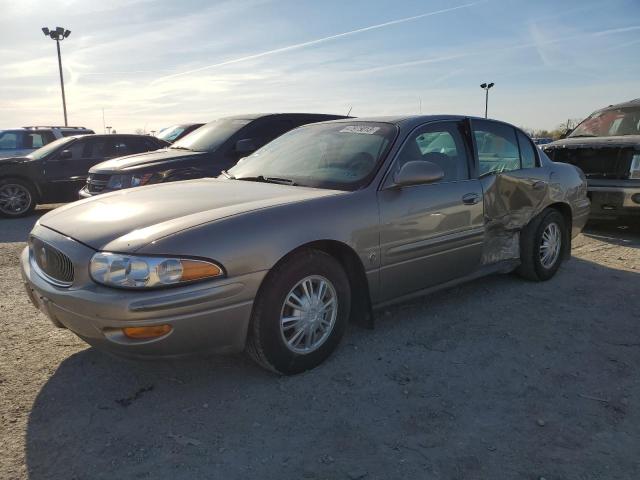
<box><xmin>171</xmin><ymin>119</ymin><xmax>251</xmax><ymax>152</ymax></box>
<box><xmin>570</xmin><ymin>107</ymin><xmax>640</xmax><ymax>138</ymax></box>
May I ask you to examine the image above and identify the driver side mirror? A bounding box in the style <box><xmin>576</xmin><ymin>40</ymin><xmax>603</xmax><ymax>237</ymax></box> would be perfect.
<box><xmin>235</xmin><ymin>138</ymin><xmax>257</xmax><ymax>154</ymax></box>
<box><xmin>58</xmin><ymin>149</ymin><xmax>72</xmax><ymax>160</ymax></box>
<box><xmin>393</xmin><ymin>160</ymin><xmax>444</xmax><ymax>187</ymax></box>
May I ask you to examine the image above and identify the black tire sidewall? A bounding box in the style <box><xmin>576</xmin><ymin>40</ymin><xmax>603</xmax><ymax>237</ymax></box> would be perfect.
<box><xmin>531</xmin><ymin>210</ymin><xmax>566</xmax><ymax>280</ymax></box>
<box><xmin>0</xmin><ymin>178</ymin><xmax>36</xmax><ymax>218</ymax></box>
<box><xmin>252</xmin><ymin>250</ymin><xmax>351</xmax><ymax>375</ymax></box>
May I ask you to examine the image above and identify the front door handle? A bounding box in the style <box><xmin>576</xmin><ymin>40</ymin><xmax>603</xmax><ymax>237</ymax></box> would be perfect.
<box><xmin>532</xmin><ymin>180</ymin><xmax>547</xmax><ymax>190</ymax></box>
<box><xmin>462</xmin><ymin>193</ymin><xmax>480</xmax><ymax>205</ymax></box>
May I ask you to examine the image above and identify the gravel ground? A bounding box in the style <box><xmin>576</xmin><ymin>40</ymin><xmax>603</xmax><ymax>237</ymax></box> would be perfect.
<box><xmin>1</xmin><ymin>207</ymin><xmax>639</xmax><ymax>480</ymax></box>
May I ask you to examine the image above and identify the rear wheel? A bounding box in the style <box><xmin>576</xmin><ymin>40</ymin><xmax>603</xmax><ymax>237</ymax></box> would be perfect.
<box><xmin>0</xmin><ymin>178</ymin><xmax>36</xmax><ymax>218</ymax></box>
<box><xmin>246</xmin><ymin>249</ymin><xmax>351</xmax><ymax>375</ymax></box>
<box><xmin>516</xmin><ymin>208</ymin><xmax>567</xmax><ymax>281</ymax></box>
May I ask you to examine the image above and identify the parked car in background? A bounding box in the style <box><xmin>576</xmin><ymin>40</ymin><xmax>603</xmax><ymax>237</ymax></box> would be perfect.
<box><xmin>156</xmin><ymin>123</ymin><xmax>204</xmax><ymax>144</ymax></box>
<box><xmin>542</xmin><ymin>98</ymin><xmax>640</xmax><ymax>220</ymax></box>
<box><xmin>22</xmin><ymin>115</ymin><xmax>590</xmax><ymax>374</ymax></box>
<box><xmin>0</xmin><ymin>126</ymin><xmax>94</xmax><ymax>159</ymax></box>
<box><xmin>533</xmin><ymin>137</ymin><xmax>553</xmax><ymax>146</ymax></box>
<box><xmin>0</xmin><ymin>134</ymin><xmax>168</xmax><ymax>217</ymax></box>
<box><xmin>80</xmin><ymin>113</ymin><xmax>348</xmax><ymax>198</ymax></box>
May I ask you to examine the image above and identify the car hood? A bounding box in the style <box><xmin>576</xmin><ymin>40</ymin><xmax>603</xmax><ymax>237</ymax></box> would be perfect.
<box><xmin>38</xmin><ymin>178</ymin><xmax>344</xmax><ymax>252</ymax></box>
<box><xmin>89</xmin><ymin>148</ymin><xmax>208</xmax><ymax>173</ymax></box>
<box><xmin>544</xmin><ymin>135</ymin><xmax>640</xmax><ymax>149</ymax></box>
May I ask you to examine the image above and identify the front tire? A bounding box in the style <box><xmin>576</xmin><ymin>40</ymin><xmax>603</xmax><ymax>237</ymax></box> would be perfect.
<box><xmin>516</xmin><ymin>208</ymin><xmax>567</xmax><ymax>281</ymax></box>
<box><xmin>246</xmin><ymin>249</ymin><xmax>351</xmax><ymax>375</ymax></box>
<box><xmin>0</xmin><ymin>178</ymin><xmax>37</xmax><ymax>218</ymax></box>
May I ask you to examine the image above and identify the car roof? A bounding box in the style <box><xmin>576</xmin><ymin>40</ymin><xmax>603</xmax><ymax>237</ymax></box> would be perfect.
<box><xmin>304</xmin><ymin>114</ymin><xmax>515</xmax><ymax>131</ymax></box>
<box><xmin>596</xmin><ymin>98</ymin><xmax>640</xmax><ymax>111</ymax></box>
<box><xmin>217</xmin><ymin>113</ymin><xmax>350</xmax><ymax>122</ymax></box>
<box><xmin>61</xmin><ymin>133</ymin><xmax>159</xmax><ymax>140</ymax></box>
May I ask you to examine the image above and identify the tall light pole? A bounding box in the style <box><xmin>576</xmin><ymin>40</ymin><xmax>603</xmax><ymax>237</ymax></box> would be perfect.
<box><xmin>480</xmin><ymin>82</ymin><xmax>494</xmax><ymax>119</ymax></box>
<box><xmin>42</xmin><ymin>27</ymin><xmax>71</xmax><ymax>126</ymax></box>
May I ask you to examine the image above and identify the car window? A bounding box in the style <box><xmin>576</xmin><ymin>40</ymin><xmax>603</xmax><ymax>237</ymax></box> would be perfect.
<box><xmin>393</xmin><ymin>121</ymin><xmax>470</xmax><ymax>183</ymax></box>
<box><xmin>81</xmin><ymin>139</ymin><xmax>107</xmax><ymax>158</ymax></box>
<box><xmin>0</xmin><ymin>132</ymin><xmax>18</xmax><ymax>149</ymax></box>
<box><xmin>473</xmin><ymin>120</ymin><xmax>520</xmax><ymax>176</ymax></box>
<box><xmin>66</xmin><ymin>140</ymin><xmax>86</xmax><ymax>160</ymax></box>
<box><xmin>24</xmin><ymin>133</ymin><xmax>48</xmax><ymax>149</ymax></box>
<box><xmin>517</xmin><ymin>131</ymin><xmax>537</xmax><ymax>169</ymax></box>
<box><xmin>111</xmin><ymin>139</ymin><xmax>133</xmax><ymax>157</ymax></box>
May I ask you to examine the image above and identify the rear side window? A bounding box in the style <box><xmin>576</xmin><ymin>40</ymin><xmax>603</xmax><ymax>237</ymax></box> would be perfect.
<box><xmin>25</xmin><ymin>132</ymin><xmax>54</xmax><ymax>148</ymax></box>
<box><xmin>82</xmin><ymin>139</ymin><xmax>107</xmax><ymax>158</ymax></box>
<box><xmin>517</xmin><ymin>131</ymin><xmax>537</xmax><ymax>169</ymax></box>
<box><xmin>472</xmin><ymin>120</ymin><xmax>520</xmax><ymax>176</ymax></box>
<box><xmin>0</xmin><ymin>132</ymin><xmax>18</xmax><ymax>149</ymax></box>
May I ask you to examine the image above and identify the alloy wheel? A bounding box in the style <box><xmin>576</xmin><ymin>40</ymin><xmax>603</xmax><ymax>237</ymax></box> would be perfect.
<box><xmin>0</xmin><ymin>184</ymin><xmax>32</xmax><ymax>215</ymax></box>
<box><xmin>279</xmin><ymin>275</ymin><xmax>338</xmax><ymax>354</ymax></box>
<box><xmin>539</xmin><ymin>222</ymin><xmax>561</xmax><ymax>268</ymax></box>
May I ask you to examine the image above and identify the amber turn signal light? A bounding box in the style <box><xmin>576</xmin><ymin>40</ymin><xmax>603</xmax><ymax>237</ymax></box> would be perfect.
<box><xmin>123</xmin><ymin>324</ymin><xmax>172</xmax><ymax>339</ymax></box>
<box><xmin>180</xmin><ymin>259</ymin><xmax>223</xmax><ymax>281</ymax></box>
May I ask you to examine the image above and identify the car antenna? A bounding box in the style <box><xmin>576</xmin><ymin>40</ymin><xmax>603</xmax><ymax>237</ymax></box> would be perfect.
<box><xmin>346</xmin><ymin>106</ymin><xmax>353</xmax><ymax>116</ymax></box>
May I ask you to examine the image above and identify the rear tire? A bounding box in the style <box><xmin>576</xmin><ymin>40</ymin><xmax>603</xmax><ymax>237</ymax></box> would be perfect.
<box><xmin>0</xmin><ymin>178</ymin><xmax>37</xmax><ymax>218</ymax></box>
<box><xmin>246</xmin><ymin>249</ymin><xmax>351</xmax><ymax>375</ymax></box>
<box><xmin>516</xmin><ymin>208</ymin><xmax>567</xmax><ymax>281</ymax></box>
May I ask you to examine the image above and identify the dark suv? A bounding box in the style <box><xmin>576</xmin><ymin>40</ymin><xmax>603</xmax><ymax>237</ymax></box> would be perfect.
<box><xmin>542</xmin><ymin>98</ymin><xmax>640</xmax><ymax>220</ymax></box>
<box><xmin>80</xmin><ymin>113</ymin><xmax>347</xmax><ymax>197</ymax></box>
<box><xmin>0</xmin><ymin>134</ymin><xmax>168</xmax><ymax>217</ymax></box>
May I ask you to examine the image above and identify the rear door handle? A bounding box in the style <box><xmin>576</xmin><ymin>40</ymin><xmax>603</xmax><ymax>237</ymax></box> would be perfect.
<box><xmin>462</xmin><ymin>193</ymin><xmax>480</xmax><ymax>205</ymax></box>
<box><xmin>532</xmin><ymin>180</ymin><xmax>547</xmax><ymax>190</ymax></box>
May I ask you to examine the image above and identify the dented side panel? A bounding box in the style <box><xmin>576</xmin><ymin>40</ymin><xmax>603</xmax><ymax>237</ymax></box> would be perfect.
<box><xmin>479</xmin><ymin>168</ymin><xmax>550</xmax><ymax>264</ymax></box>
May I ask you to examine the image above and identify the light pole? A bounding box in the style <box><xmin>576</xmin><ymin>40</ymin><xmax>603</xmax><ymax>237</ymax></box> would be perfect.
<box><xmin>42</xmin><ymin>27</ymin><xmax>71</xmax><ymax>126</ymax></box>
<box><xmin>480</xmin><ymin>82</ymin><xmax>494</xmax><ymax>119</ymax></box>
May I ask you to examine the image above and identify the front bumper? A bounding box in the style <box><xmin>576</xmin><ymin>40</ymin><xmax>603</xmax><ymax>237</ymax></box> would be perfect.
<box><xmin>20</xmin><ymin>226</ymin><xmax>266</xmax><ymax>358</ymax></box>
<box><xmin>587</xmin><ymin>181</ymin><xmax>640</xmax><ymax>219</ymax></box>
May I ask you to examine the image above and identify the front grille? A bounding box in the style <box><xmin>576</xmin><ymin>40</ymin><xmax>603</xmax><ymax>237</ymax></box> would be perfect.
<box><xmin>30</xmin><ymin>236</ymin><xmax>74</xmax><ymax>286</ymax></box>
<box><xmin>545</xmin><ymin>146</ymin><xmax>635</xmax><ymax>180</ymax></box>
<box><xmin>86</xmin><ymin>173</ymin><xmax>111</xmax><ymax>193</ymax></box>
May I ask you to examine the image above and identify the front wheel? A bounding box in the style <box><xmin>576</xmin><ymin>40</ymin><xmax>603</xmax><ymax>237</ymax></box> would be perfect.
<box><xmin>0</xmin><ymin>178</ymin><xmax>37</xmax><ymax>218</ymax></box>
<box><xmin>516</xmin><ymin>208</ymin><xmax>567</xmax><ymax>281</ymax></box>
<box><xmin>246</xmin><ymin>249</ymin><xmax>351</xmax><ymax>375</ymax></box>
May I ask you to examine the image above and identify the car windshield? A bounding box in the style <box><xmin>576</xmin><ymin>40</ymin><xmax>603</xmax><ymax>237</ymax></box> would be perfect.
<box><xmin>27</xmin><ymin>137</ymin><xmax>74</xmax><ymax>159</ymax></box>
<box><xmin>157</xmin><ymin>125</ymin><xmax>187</xmax><ymax>142</ymax></box>
<box><xmin>171</xmin><ymin>118</ymin><xmax>251</xmax><ymax>152</ymax></box>
<box><xmin>570</xmin><ymin>106</ymin><xmax>640</xmax><ymax>137</ymax></box>
<box><xmin>227</xmin><ymin>122</ymin><xmax>397</xmax><ymax>191</ymax></box>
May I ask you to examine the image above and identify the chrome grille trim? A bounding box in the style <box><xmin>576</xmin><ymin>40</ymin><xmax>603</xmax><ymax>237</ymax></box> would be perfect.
<box><xmin>29</xmin><ymin>236</ymin><xmax>74</xmax><ymax>287</ymax></box>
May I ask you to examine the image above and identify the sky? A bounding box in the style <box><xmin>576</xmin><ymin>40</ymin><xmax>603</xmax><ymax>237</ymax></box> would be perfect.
<box><xmin>0</xmin><ymin>0</ymin><xmax>639</xmax><ymax>133</ymax></box>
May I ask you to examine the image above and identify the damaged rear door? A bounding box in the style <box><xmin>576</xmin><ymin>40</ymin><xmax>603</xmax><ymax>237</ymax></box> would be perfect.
<box><xmin>471</xmin><ymin>120</ymin><xmax>549</xmax><ymax>264</ymax></box>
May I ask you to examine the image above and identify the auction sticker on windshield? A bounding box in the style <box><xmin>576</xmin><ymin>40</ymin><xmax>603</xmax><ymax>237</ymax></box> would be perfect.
<box><xmin>339</xmin><ymin>125</ymin><xmax>380</xmax><ymax>135</ymax></box>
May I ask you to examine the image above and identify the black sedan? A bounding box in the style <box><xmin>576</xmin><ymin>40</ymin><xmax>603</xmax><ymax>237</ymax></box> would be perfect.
<box><xmin>80</xmin><ymin>113</ymin><xmax>347</xmax><ymax>197</ymax></box>
<box><xmin>0</xmin><ymin>134</ymin><xmax>168</xmax><ymax>217</ymax></box>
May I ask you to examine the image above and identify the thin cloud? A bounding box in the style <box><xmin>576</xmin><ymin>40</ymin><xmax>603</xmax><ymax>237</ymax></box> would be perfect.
<box><xmin>152</xmin><ymin>1</ymin><xmax>486</xmax><ymax>84</ymax></box>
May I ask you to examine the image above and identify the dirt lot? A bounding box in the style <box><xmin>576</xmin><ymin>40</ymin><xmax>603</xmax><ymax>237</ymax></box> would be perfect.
<box><xmin>0</xmin><ymin>208</ymin><xmax>638</xmax><ymax>480</ymax></box>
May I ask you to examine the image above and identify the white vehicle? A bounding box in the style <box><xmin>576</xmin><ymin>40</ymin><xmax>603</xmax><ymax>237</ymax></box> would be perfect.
<box><xmin>0</xmin><ymin>126</ymin><xmax>94</xmax><ymax>159</ymax></box>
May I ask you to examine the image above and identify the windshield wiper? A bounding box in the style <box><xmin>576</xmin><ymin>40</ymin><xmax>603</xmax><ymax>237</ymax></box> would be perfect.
<box><xmin>568</xmin><ymin>134</ymin><xmax>596</xmax><ymax>138</ymax></box>
<box><xmin>235</xmin><ymin>175</ymin><xmax>297</xmax><ymax>186</ymax></box>
<box><xmin>169</xmin><ymin>145</ymin><xmax>192</xmax><ymax>150</ymax></box>
<box><xmin>220</xmin><ymin>170</ymin><xmax>235</xmax><ymax>179</ymax></box>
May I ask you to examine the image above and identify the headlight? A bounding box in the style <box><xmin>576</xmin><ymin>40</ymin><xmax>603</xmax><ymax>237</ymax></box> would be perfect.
<box><xmin>90</xmin><ymin>252</ymin><xmax>223</xmax><ymax>289</ymax></box>
<box><xmin>106</xmin><ymin>174</ymin><xmax>128</xmax><ymax>189</ymax></box>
